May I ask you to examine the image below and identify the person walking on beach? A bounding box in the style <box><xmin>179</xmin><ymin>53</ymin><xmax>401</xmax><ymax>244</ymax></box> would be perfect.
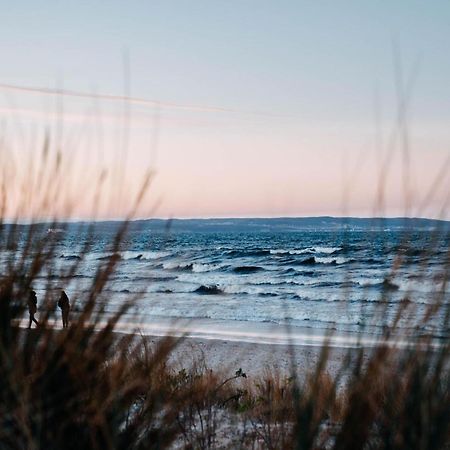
<box><xmin>27</xmin><ymin>290</ymin><xmax>39</xmax><ymax>329</ymax></box>
<box><xmin>58</xmin><ymin>290</ymin><xmax>70</xmax><ymax>328</ymax></box>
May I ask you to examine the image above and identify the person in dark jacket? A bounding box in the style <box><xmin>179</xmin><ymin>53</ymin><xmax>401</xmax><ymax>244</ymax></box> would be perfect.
<box><xmin>28</xmin><ymin>290</ymin><xmax>39</xmax><ymax>329</ymax></box>
<box><xmin>58</xmin><ymin>290</ymin><xmax>70</xmax><ymax>328</ymax></box>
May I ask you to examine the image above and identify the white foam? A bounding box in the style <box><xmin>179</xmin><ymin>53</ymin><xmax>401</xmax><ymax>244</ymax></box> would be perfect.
<box><xmin>121</xmin><ymin>250</ymin><xmax>171</xmax><ymax>260</ymax></box>
<box><xmin>192</xmin><ymin>263</ymin><xmax>223</xmax><ymax>273</ymax></box>
<box><xmin>162</xmin><ymin>261</ymin><xmax>190</xmax><ymax>270</ymax></box>
<box><xmin>270</xmin><ymin>248</ymin><xmax>312</xmax><ymax>255</ymax></box>
<box><xmin>312</xmin><ymin>246</ymin><xmax>342</xmax><ymax>254</ymax></box>
<box><xmin>270</xmin><ymin>247</ymin><xmax>342</xmax><ymax>255</ymax></box>
<box><xmin>315</xmin><ymin>256</ymin><xmax>348</xmax><ymax>265</ymax></box>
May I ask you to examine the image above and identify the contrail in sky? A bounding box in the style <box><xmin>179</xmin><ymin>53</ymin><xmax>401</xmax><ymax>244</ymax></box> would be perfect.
<box><xmin>0</xmin><ymin>82</ymin><xmax>282</xmax><ymax>117</ymax></box>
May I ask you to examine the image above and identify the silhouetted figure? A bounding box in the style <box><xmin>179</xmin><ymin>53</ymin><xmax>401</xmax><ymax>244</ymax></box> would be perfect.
<box><xmin>28</xmin><ymin>290</ymin><xmax>39</xmax><ymax>329</ymax></box>
<box><xmin>58</xmin><ymin>290</ymin><xmax>70</xmax><ymax>328</ymax></box>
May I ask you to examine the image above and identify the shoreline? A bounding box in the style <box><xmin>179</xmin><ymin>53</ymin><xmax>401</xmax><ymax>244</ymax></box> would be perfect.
<box><xmin>18</xmin><ymin>319</ymin><xmax>441</xmax><ymax>379</ymax></box>
<box><xmin>19</xmin><ymin>314</ymin><xmax>443</xmax><ymax>349</ymax></box>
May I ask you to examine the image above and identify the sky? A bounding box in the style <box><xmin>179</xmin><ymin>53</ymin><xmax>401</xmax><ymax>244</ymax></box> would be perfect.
<box><xmin>0</xmin><ymin>1</ymin><xmax>449</xmax><ymax>219</ymax></box>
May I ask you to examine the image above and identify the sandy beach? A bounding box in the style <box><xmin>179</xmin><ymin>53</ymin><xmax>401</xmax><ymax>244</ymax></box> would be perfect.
<box><xmin>18</xmin><ymin>314</ymin><xmax>418</xmax><ymax>380</ymax></box>
<box><xmin>144</xmin><ymin>334</ymin><xmax>368</xmax><ymax>379</ymax></box>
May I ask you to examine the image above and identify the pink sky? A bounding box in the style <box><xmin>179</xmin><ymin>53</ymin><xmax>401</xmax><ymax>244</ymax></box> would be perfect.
<box><xmin>1</xmin><ymin>96</ymin><xmax>448</xmax><ymax>221</ymax></box>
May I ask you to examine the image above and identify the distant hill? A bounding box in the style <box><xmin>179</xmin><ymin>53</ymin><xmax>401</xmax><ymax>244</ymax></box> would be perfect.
<box><xmin>116</xmin><ymin>216</ymin><xmax>449</xmax><ymax>233</ymax></box>
<box><xmin>9</xmin><ymin>216</ymin><xmax>450</xmax><ymax>233</ymax></box>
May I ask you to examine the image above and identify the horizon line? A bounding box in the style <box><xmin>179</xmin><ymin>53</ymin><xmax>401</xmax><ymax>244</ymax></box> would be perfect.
<box><xmin>6</xmin><ymin>215</ymin><xmax>450</xmax><ymax>226</ymax></box>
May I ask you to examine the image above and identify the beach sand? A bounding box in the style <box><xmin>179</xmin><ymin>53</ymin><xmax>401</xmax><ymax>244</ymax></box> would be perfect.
<box><xmin>16</xmin><ymin>315</ymin><xmax>388</xmax><ymax>379</ymax></box>
<box><xmin>145</xmin><ymin>335</ymin><xmax>366</xmax><ymax>379</ymax></box>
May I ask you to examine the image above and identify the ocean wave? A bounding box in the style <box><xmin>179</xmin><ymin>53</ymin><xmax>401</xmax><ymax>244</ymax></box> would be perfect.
<box><xmin>163</xmin><ymin>261</ymin><xmax>194</xmax><ymax>271</ymax></box>
<box><xmin>291</xmin><ymin>294</ymin><xmax>342</xmax><ymax>303</ymax></box>
<box><xmin>192</xmin><ymin>262</ymin><xmax>225</xmax><ymax>273</ymax></box>
<box><xmin>194</xmin><ymin>285</ymin><xmax>224</xmax><ymax>295</ymax></box>
<box><xmin>162</xmin><ymin>261</ymin><xmax>224</xmax><ymax>273</ymax></box>
<box><xmin>96</xmin><ymin>255</ymin><xmax>115</xmax><ymax>260</ymax></box>
<box><xmin>258</xmin><ymin>292</ymin><xmax>278</xmax><ymax>297</ymax></box>
<box><xmin>220</xmin><ymin>284</ymin><xmax>291</xmax><ymax>296</ymax></box>
<box><xmin>221</xmin><ymin>285</ymin><xmax>251</xmax><ymax>295</ymax></box>
<box><xmin>360</xmin><ymin>279</ymin><xmax>400</xmax><ymax>291</ymax></box>
<box><xmin>281</xmin><ymin>268</ymin><xmax>316</xmax><ymax>276</ymax></box>
<box><xmin>270</xmin><ymin>246</ymin><xmax>342</xmax><ymax>256</ymax></box>
<box><xmin>224</xmin><ymin>249</ymin><xmax>271</xmax><ymax>257</ymax></box>
<box><xmin>362</xmin><ymin>258</ymin><xmax>383</xmax><ymax>265</ymax></box>
<box><xmin>96</xmin><ymin>251</ymin><xmax>171</xmax><ymax>261</ymax></box>
<box><xmin>352</xmin><ymin>277</ymin><xmax>443</xmax><ymax>294</ymax></box>
<box><xmin>306</xmin><ymin>280</ymin><xmax>359</xmax><ymax>288</ymax></box>
<box><xmin>59</xmin><ymin>254</ymin><xmax>81</xmax><ymax>260</ymax></box>
<box><xmin>295</xmin><ymin>256</ymin><xmax>316</xmax><ymax>265</ymax></box>
<box><xmin>121</xmin><ymin>251</ymin><xmax>172</xmax><ymax>260</ymax></box>
<box><xmin>233</xmin><ymin>265</ymin><xmax>265</xmax><ymax>274</ymax></box>
<box><xmin>282</xmin><ymin>255</ymin><xmax>349</xmax><ymax>266</ymax></box>
<box><xmin>312</xmin><ymin>246</ymin><xmax>343</xmax><ymax>254</ymax></box>
<box><xmin>107</xmin><ymin>288</ymin><xmax>147</xmax><ymax>294</ymax></box>
<box><xmin>253</xmin><ymin>279</ymin><xmax>302</xmax><ymax>286</ymax></box>
<box><xmin>270</xmin><ymin>248</ymin><xmax>313</xmax><ymax>255</ymax></box>
<box><xmin>133</xmin><ymin>275</ymin><xmax>177</xmax><ymax>282</ymax></box>
<box><xmin>314</xmin><ymin>256</ymin><xmax>349</xmax><ymax>265</ymax></box>
<box><xmin>33</xmin><ymin>274</ymin><xmax>91</xmax><ymax>280</ymax></box>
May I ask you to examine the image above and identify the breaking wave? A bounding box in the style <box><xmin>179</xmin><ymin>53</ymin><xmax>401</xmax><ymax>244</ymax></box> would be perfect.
<box><xmin>233</xmin><ymin>266</ymin><xmax>265</xmax><ymax>274</ymax></box>
<box><xmin>194</xmin><ymin>285</ymin><xmax>224</xmax><ymax>295</ymax></box>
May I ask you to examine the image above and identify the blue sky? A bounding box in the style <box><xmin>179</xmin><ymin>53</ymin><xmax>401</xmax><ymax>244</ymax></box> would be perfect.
<box><xmin>2</xmin><ymin>1</ymin><xmax>449</xmax><ymax>118</ymax></box>
<box><xmin>1</xmin><ymin>1</ymin><xmax>449</xmax><ymax>218</ymax></box>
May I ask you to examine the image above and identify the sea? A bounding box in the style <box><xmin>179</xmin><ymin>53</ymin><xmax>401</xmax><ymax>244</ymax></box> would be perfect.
<box><xmin>6</xmin><ymin>217</ymin><xmax>450</xmax><ymax>347</ymax></box>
